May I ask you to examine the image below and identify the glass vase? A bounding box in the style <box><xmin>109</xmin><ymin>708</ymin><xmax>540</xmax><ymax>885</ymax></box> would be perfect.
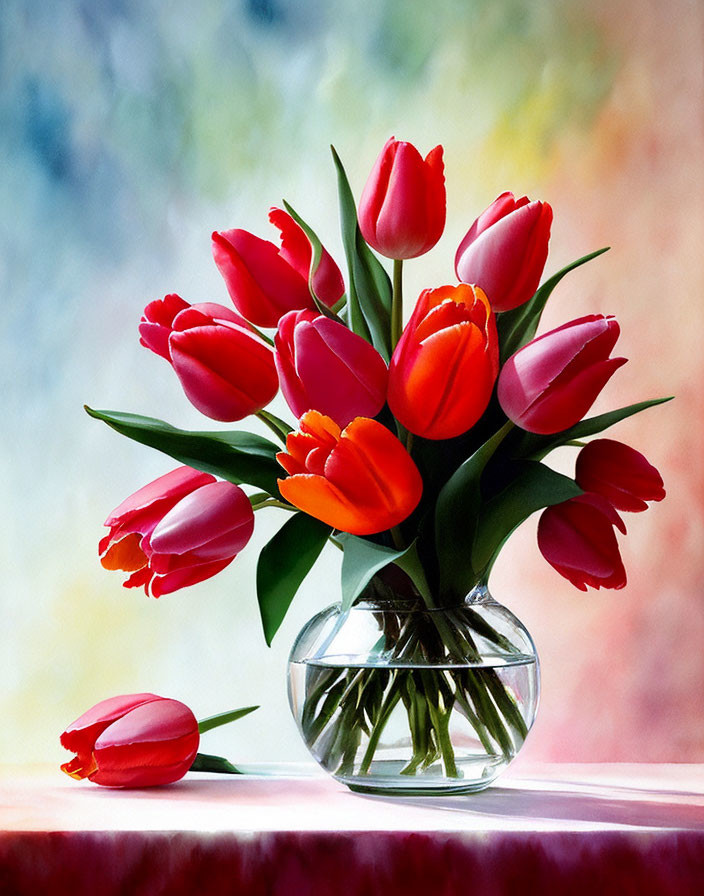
<box><xmin>288</xmin><ymin>583</ymin><xmax>539</xmax><ymax>795</ymax></box>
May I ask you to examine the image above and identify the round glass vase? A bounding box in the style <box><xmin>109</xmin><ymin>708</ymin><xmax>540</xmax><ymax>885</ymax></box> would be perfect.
<box><xmin>288</xmin><ymin>585</ymin><xmax>539</xmax><ymax>795</ymax></box>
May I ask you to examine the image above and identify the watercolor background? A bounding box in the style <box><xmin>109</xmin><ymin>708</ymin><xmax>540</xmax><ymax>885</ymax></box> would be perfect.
<box><xmin>1</xmin><ymin>0</ymin><xmax>702</xmax><ymax>769</ymax></box>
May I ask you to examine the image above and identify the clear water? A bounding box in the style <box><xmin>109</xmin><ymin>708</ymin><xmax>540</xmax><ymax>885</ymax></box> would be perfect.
<box><xmin>289</xmin><ymin>655</ymin><xmax>539</xmax><ymax>795</ymax></box>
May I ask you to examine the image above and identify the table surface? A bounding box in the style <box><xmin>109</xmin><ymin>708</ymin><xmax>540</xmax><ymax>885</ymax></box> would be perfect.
<box><xmin>2</xmin><ymin>763</ymin><xmax>704</xmax><ymax>896</ymax></box>
<box><xmin>2</xmin><ymin>761</ymin><xmax>704</xmax><ymax>833</ymax></box>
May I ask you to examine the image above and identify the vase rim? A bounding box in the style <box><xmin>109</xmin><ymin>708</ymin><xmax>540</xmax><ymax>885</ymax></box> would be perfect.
<box><xmin>350</xmin><ymin>587</ymin><xmax>493</xmax><ymax>612</ymax></box>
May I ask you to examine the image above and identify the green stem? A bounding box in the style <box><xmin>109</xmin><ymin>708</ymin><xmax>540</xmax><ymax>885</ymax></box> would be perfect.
<box><xmin>391</xmin><ymin>259</ymin><xmax>404</xmax><ymax>350</ymax></box>
<box><xmin>249</xmin><ymin>324</ymin><xmax>275</xmax><ymax>347</ymax></box>
<box><xmin>253</xmin><ymin>498</ymin><xmax>298</xmax><ymax>513</ymax></box>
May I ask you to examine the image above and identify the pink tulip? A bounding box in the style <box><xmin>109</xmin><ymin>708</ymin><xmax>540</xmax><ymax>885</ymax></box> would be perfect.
<box><xmin>455</xmin><ymin>192</ymin><xmax>553</xmax><ymax>312</ymax></box>
<box><xmin>576</xmin><ymin>439</ymin><xmax>666</xmax><ymax>512</ymax></box>
<box><xmin>212</xmin><ymin>210</ymin><xmax>344</xmax><ymax>327</ymax></box>
<box><xmin>275</xmin><ymin>309</ymin><xmax>388</xmax><ymax>427</ymax></box>
<box><xmin>166</xmin><ymin>302</ymin><xmax>279</xmax><ymax>422</ymax></box>
<box><xmin>358</xmin><ymin>137</ymin><xmax>446</xmax><ymax>259</ymax></box>
<box><xmin>100</xmin><ymin>467</ymin><xmax>254</xmax><ymax>598</ymax></box>
<box><xmin>61</xmin><ymin>694</ymin><xmax>199</xmax><ymax>787</ymax></box>
<box><xmin>498</xmin><ymin>315</ymin><xmax>627</xmax><ymax>434</ymax></box>
<box><xmin>537</xmin><ymin>493</ymin><xmax>627</xmax><ymax>591</ymax></box>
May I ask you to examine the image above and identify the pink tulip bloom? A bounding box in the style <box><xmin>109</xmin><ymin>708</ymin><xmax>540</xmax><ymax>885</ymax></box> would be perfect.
<box><xmin>275</xmin><ymin>310</ymin><xmax>388</xmax><ymax>427</ymax></box>
<box><xmin>166</xmin><ymin>302</ymin><xmax>279</xmax><ymax>422</ymax></box>
<box><xmin>455</xmin><ymin>192</ymin><xmax>553</xmax><ymax>312</ymax></box>
<box><xmin>576</xmin><ymin>439</ymin><xmax>666</xmax><ymax>512</ymax></box>
<box><xmin>498</xmin><ymin>315</ymin><xmax>627</xmax><ymax>434</ymax></box>
<box><xmin>61</xmin><ymin>693</ymin><xmax>199</xmax><ymax>787</ymax></box>
<box><xmin>212</xmin><ymin>210</ymin><xmax>344</xmax><ymax>327</ymax></box>
<box><xmin>359</xmin><ymin>137</ymin><xmax>446</xmax><ymax>259</ymax></box>
<box><xmin>538</xmin><ymin>493</ymin><xmax>627</xmax><ymax>591</ymax></box>
<box><xmin>100</xmin><ymin>467</ymin><xmax>254</xmax><ymax>598</ymax></box>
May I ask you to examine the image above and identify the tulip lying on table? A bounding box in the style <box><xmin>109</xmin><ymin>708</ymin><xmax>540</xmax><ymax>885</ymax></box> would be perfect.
<box><xmin>61</xmin><ymin>694</ymin><xmax>258</xmax><ymax>787</ymax></box>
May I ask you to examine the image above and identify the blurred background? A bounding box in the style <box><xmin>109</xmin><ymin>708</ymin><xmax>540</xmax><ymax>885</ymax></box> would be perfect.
<box><xmin>1</xmin><ymin>0</ymin><xmax>702</xmax><ymax>768</ymax></box>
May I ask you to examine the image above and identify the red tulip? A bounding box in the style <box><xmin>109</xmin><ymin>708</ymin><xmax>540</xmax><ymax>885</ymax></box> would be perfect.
<box><xmin>139</xmin><ymin>293</ymin><xmax>190</xmax><ymax>361</ymax></box>
<box><xmin>269</xmin><ymin>207</ymin><xmax>345</xmax><ymax>308</ymax></box>
<box><xmin>212</xmin><ymin>209</ymin><xmax>344</xmax><ymax>327</ymax></box>
<box><xmin>358</xmin><ymin>137</ymin><xmax>445</xmax><ymax>259</ymax></box>
<box><xmin>100</xmin><ymin>467</ymin><xmax>254</xmax><ymax>597</ymax></box>
<box><xmin>537</xmin><ymin>493</ymin><xmax>627</xmax><ymax>591</ymax></box>
<box><xmin>576</xmin><ymin>439</ymin><xmax>666</xmax><ymax>512</ymax></box>
<box><xmin>277</xmin><ymin>411</ymin><xmax>422</xmax><ymax>535</ymax></box>
<box><xmin>166</xmin><ymin>302</ymin><xmax>279</xmax><ymax>422</ymax></box>
<box><xmin>388</xmin><ymin>284</ymin><xmax>499</xmax><ymax>440</ymax></box>
<box><xmin>498</xmin><ymin>315</ymin><xmax>627</xmax><ymax>434</ymax></box>
<box><xmin>61</xmin><ymin>694</ymin><xmax>199</xmax><ymax>787</ymax></box>
<box><xmin>455</xmin><ymin>192</ymin><xmax>553</xmax><ymax>312</ymax></box>
<box><xmin>275</xmin><ymin>310</ymin><xmax>388</xmax><ymax>427</ymax></box>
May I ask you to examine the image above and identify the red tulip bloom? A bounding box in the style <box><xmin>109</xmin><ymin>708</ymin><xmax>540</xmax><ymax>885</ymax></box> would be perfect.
<box><xmin>100</xmin><ymin>467</ymin><xmax>254</xmax><ymax>597</ymax></box>
<box><xmin>166</xmin><ymin>302</ymin><xmax>278</xmax><ymax>422</ymax></box>
<box><xmin>498</xmin><ymin>315</ymin><xmax>627</xmax><ymax>434</ymax></box>
<box><xmin>538</xmin><ymin>493</ymin><xmax>627</xmax><ymax>591</ymax></box>
<box><xmin>275</xmin><ymin>309</ymin><xmax>388</xmax><ymax>427</ymax></box>
<box><xmin>269</xmin><ymin>207</ymin><xmax>345</xmax><ymax>308</ymax></box>
<box><xmin>212</xmin><ymin>209</ymin><xmax>344</xmax><ymax>327</ymax></box>
<box><xmin>455</xmin><ymin>192</ymin><xmax>553</xmax><ymax>312</ymax></box>
<box><xmin>61</xmin><ymin>694</ymin><xmax>199</xmax><ymax>787</ymax></box>
<box><xmin>277</xmin><ymin>411</ymin><xmax>422</xmax><ymax>535</ymax></box>
<box><xmin>576</xmin><ymin>439</ymin><xmax>666</xmax><ymax>512</ymax></box>
<box><xmin>139</xmin><ymin>293</ymin><xmax>190</xmax><ymax>361</ymax></box>
<box><xmin>388</xmin><ymin>284</ymin><xmax>499</xmax><ymax>440</ymax></box>
<box><xmin>358</xmin><ymin>137</ymin><xmax>445</xmax><ymax>259</ymax></box>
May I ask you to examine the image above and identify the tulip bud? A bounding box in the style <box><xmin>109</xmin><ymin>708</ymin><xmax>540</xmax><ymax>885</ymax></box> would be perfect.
<box><xmin>277</xmin><ymin>411</ymin><xmax>422</xmax><ymax>536</ymax></box>
<box><xmin>61</xmin><ymin>694</ymin><xmax>199</xmax><ymax>787</ymax></box>
<box><xmin>358</xmin><ymin>137</ymin><xmax>446</xmax><ymax>259</ymax></box>
<box><xmin>167</xmin><ymin>302</ymin><xmax>279</xmax><ymax>422</ymax></box>
<box><xmin>212</xmin><ymin>211</ymin><xmax>344</xmax><ymax>327</ymax></box>
<box><xmin>275</xmin><ymin>310</ymin><xmax>388</xmax><ymax>427</ymax></box>
<box><xmin>576</xmin><ymin>439</ymin><xmax>665</xmax><ymax>512</ymax></box>
<box><xmin>388</xmin><ymin>284</ymin><xmax>498</xmax><ymax>440</ymax></box>
<box><xmin>498</xmin><ymin>315</ymin><xmax>627</xmax><ymax>434</ymax></box>
<box><xmin>100</xmin><ymin>467</ymin><xmax>254</xmax><ymax>597</ymax></box>
<box><xmin>537</xmin><ymin>493</ymin><xmax>627</xmax><ymax>591</ymax></box>
<box><xmin>455</xmin><ymin>192</ymin><xmax>553</xmax><ymax>312</ymax></box>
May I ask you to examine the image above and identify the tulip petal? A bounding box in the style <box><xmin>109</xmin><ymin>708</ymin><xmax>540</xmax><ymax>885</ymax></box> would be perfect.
<box><xmin>576</xmin><ymin>439</ymin><xmax>665</xmax><ymax>512</ymax></box>
<box><xmin>169</xmin><ymin>325</ymin><xmax>278</xmax><ymax>422</ymax></box>
<box><xmin>278</xmin><ymin>473</ymin><xmax>384</xmax><ymax>536</ymax></box>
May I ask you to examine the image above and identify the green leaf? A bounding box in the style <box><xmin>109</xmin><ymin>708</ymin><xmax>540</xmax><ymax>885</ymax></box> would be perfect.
<box><xmin>338</xmin><ymin>536</ymin><xmax>432</xmax><ymax>611</ymax></box>
<box><xmin>498</xmin><ymin>247</ymin><xmax>610</xmax><ymax>363</ymax></box>
<box><xmin>518</xmin><ymin>396</ymin><xmax>674</xmax><ymax>459</ymax></box>
<box><xmin>471</xmin><ymin>461</ymin><xmax>583</xmax><ymax>574</ymax></box>
<box><xmin>256</xmin><ymin>409</ymin><xmax>293</xmax><ymax>443</ymax></box>
<box><xmin>197</xmin><ymin>705</ymin><xmax>260</xmax><ymax>734</ymax></box>
<box><xmin>281</xmin><ymin>201</ymin><xmax>348</xmax><ymax>325</ymax></box>
<box><xmin>434</xmin><ymin>422</ymin><xmax>513</xmax><ymax>599</ymax></box>
<box><xmin>189</xmin><ymin>752</ymin><xmax>242</xmax><ymax>774</ymax></box>
<box><xmin>257</xmin><ymin>513</ymin><xmax>331</xmax><ymax>645</ymax></box>
<box><xmin>85</xmin><ymin>407</ymin><xmax>282</xmax><ymax>496</ymax></box>
<box><xmin>331</xmin><ymin>145</ymin><xmax>392</xmax><ymax>360</ymax></box>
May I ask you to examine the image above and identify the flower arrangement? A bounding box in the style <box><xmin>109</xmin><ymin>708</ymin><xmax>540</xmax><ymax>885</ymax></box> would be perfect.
<box><xmin>80</xmin><ymin>137</ymin><xmax>668</xmax><ymax>790</ymax></box>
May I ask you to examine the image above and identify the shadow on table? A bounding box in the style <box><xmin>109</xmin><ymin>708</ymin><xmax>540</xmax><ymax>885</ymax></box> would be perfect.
<box><xmin>363</xmin><ymin>782</ymin><xmax>704</xmax><ymax>830</ymax></box>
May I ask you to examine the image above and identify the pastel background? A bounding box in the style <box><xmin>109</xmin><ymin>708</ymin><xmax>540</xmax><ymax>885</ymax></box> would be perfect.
<box><xmin>2</xmin><ymin>0</ymin><xmax>702</xmax><ymax>768</ymax></box>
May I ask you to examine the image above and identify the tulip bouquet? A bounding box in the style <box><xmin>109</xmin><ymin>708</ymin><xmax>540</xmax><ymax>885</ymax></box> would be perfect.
<box><xmin>87</xmin><ymin>137</ymin><xmax>668</xmax><ymax>788</ymax></box>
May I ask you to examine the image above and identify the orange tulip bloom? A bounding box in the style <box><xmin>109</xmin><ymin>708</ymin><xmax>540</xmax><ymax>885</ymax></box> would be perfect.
<box><xmin>277</xmin><ymin>411</ymin><xmax>422</xmax><ymax>536</ymax></box>
<box><xmin>388</xmin><ymin>284</ymin><xmax>499</xmax><ymax>440</ymax></box>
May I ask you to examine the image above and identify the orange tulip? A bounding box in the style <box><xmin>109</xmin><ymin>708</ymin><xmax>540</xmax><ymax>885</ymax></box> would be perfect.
<box><xmin>388</xmin><ymin>284</ymin><xmax>499</xmax><ymax>440</ymax></box>
<box><xmin>277</xmin><ymin>411</ymin><xmax>422</xmax><ymax>536</ymax></box>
